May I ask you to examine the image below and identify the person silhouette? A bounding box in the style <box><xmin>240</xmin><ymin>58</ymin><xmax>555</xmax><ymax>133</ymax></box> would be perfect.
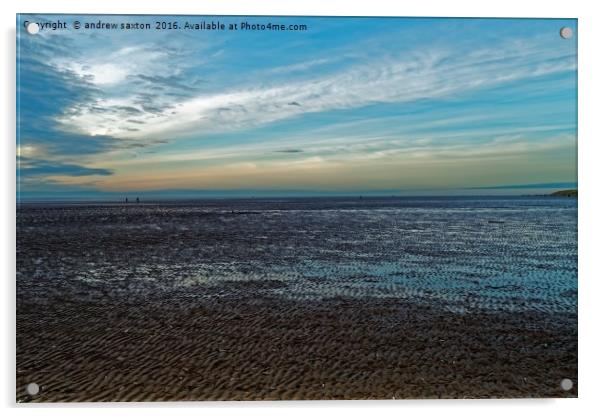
<box><xmin>125</xmin><ymin>197</ymin><xmax>128</xmax><ymax>204</ymax></box>
<box><xmin>136</xmin><ymin>197</ymin><xmax>140</xmax><ymax>204</ymax></box>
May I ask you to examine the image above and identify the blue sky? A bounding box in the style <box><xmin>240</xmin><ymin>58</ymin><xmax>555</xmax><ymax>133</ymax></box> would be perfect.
<box><xmin>17</xmin><ymin>15</ymin><xmax>577</xmax><ymax>199</ymax></box>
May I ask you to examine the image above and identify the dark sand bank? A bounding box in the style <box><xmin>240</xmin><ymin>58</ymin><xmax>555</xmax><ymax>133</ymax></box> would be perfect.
<box><xmin>17</xmin><ymin>291</ymin><xmax>577</xmax><ymax>401</ymax></box>
<box><xmin>16</xmin><ymin>199</ymin><xmax>577</xmax><ymax>401</ymax></box>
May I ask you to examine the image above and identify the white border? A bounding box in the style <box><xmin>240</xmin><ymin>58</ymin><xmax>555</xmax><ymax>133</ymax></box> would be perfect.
<box><xmin>2</xmin><ymin>1</ymin><xmax>601</xmax><ymax>415</ymax></box>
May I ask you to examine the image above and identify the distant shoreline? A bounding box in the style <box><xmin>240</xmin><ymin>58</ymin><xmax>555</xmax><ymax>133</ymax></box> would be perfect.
<box><xmin>550</xmin><ymin>189</ymin><xmax>578</xmax><ymax>197</ymax></box>
<box><xmin>522</xmin><ymin>189</ymin><xmax>578</xmax><ymax>198</ymax></box>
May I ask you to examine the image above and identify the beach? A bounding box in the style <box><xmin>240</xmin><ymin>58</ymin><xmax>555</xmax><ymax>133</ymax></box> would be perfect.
<box><xmin>16</xmin><ymin>197</ymin><xmax>578</xmax><ymax>401</ymax></box>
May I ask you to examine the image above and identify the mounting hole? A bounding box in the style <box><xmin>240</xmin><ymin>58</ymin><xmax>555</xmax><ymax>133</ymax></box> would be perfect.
<box><xmin>560</xmin><ymin>378</ymin><xmax>573</xmax><ymax>391</ymax></box>
<box><xmin>26</xmin><ymin>22</ymin><xmax>40</xmax><ymax>35</ymax></box>
<box><xmin>559</xmin><ymin>27</ymin><xmax>573</xmax><ymax>39</ymax></box>
<box><xmin>26</xmin><ymin>382</ymin><xmax>40</xmax><ymax>396</ymax></box>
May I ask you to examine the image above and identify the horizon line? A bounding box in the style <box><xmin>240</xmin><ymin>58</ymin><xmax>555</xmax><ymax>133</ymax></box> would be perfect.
<box><xmin>17</xmin><ymin>192</ymin><xmax>577</xmax><ymax>204</ymax></box>
<box><xmin>16</xmin><ymin>182</ymin><xmax>578</xmax><ymax>201</ymax></box>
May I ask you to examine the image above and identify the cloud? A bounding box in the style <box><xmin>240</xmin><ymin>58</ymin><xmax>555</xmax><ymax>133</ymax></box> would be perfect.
<box><xmin>17</xmin><ymin>29</ymin><xmax>119</xmax><ymax>159</ymax></box>
<box><xmin>135</xmin><ymin>74</ymin><xmax>205</xmax><ymax>91</ymax></box>
<box><xmin>274</xmin><ymin>149</ymin><xmax>304</xmax><ymax>153</ymax></box>
<box><xmin>266</xmin><ymin>58</ymin><xmax>333</xmax><ymax>75</ymax></box>
<box><xmin>18</xmin><ymin>157</ymin><xmax>114</xmax><ymax>177</ymax></box>
<box><xmin>54</xmin><ymin>45</ymin><xmax>170</xmax><ymax>87</ymax></box>
<box><xmin>56</xmin><ymin>36</ymin><xmax>575</xmax><ymax>144</ymax></box>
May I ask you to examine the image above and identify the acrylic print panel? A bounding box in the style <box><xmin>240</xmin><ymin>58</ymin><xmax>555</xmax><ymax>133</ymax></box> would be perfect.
<box><xmin>16</xmin><ymin>15</ymin><xmax>577</xmax><ymax>402</ymax></box>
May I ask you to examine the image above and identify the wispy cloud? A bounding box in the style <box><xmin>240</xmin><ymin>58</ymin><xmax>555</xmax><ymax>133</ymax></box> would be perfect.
<box><xmin>266</xmin><ymin>57</ymin><xmax>333</xmax><ymax>74</ymax></box>
<box><xmin>274</xmin><ymin>149</ymin><xmax>304</xmax><ymax>153</ymax></box>
<box><xmin>18</xmin><ymin>156</ymin><xmax>113</xmax><ymax>177</ymax></box>
<box><xmin>56</xmin><ymin>37</ymin><xmax>574</xmax><ymax>144</ymax></box>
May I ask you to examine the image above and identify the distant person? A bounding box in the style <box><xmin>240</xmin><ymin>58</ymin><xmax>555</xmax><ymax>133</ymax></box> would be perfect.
<box><xmin>125</xmin><ymin>197</ymin><xmax>128</xmax><ymax>204</ymax></box>
<box><xmin>136</xmin><ymin>197</ymin><xmax>140</xmax><ymax>204</ymax></box>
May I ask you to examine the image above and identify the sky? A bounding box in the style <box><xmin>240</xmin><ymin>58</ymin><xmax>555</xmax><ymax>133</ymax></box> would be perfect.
<box><xmin>17</xmin><ymin>15</ymin><xmax>577</xmax><ymax>200</ymax></box>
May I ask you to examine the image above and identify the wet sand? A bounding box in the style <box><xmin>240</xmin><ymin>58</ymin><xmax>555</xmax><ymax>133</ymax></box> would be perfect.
<box><xmin>16</xmin><ymin>200</ymin><xmax>577</xmax><ymax>401</ymax></box>
<box><xmin>17</xmin><ymin>286</ymin><xmax>577</xmax><ymax>401</ymax></box>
